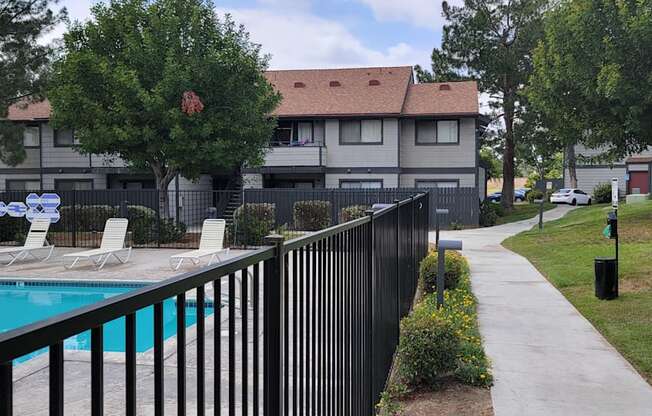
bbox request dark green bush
[339,205,368,223]
[398,302,460,386]
[526,189,554,204]
[125,205,186,245]
[479,199,502,227]
[58,205,118,231]
[293,200,331,231]
[0,216,25,242]
[419,250,468,294]
[233,203,275,246]
[593,183,612,203]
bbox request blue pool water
[0,282,214,363]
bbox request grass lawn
[503,200,652,381]
[495,202,556,225]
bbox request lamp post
[437,239,463,308]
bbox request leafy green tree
[49,0,280,215]
[0,0,66,165]
[480,147,502,181]
[529,0,652,162]
[419,0,548,208]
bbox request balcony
[264,140,326,167]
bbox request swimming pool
[0,280,214,363]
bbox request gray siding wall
[400,118,476,168]
[566,167,627,194]
[325,118,399,167]
[40,123,90,168]
[0,148,40,169]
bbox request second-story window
[416,119,459,144]
[340,119,382,144]
[54,129,80,147]
[273,120,293,146]
[23,126,40,148]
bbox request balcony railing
[269,139,324,148]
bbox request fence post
[72,190,77,248]
[263,234,285,416]
[394,199,401,335]
[365,209,375,413]
[156,190,161,248]
[0,361,11,416]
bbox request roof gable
[264,66,414,117]
[402,81,479,117]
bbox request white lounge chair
[0,218,55,266]
[170,219,229,270]
[63,218,132,270]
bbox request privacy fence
[0,193,430,416]
[0,187,474,248]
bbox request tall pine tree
[0,0,66,165]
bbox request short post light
[533,198,544,230]
[435,208,449,248]
[437,239,463,308]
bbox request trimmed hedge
[526,189,554,204]
[0,216,25,243]
[339,205,369,223]
[398,305,460,385]
[293,200,331,231]
[593,182,611,203]
[479,199,502,227]
[419,250,468,295]
[233,203,276,246]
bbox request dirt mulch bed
[396,381,494,416]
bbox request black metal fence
[0,186,467,249]
[0,193,429,415]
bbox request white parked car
[550,188,592,205]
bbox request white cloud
[356,0,462,30]
[219,8,431,69]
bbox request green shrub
[398,302,460,386]
[124,205,186,245]
[479,200,502,227]
[293,200,331,231]
[233,203,275,246]
[339,205,369,223]
[419,250,468,295]
[526,189,554,204]
[593,183,612,203]
[58,205,118,231]
[0,216,25,242]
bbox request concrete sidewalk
[436,205,652,416]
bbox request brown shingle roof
[264,66,414,117]
[402,81,479,117]
[6,99,51,120]
[4,69,480,120]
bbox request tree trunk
[501,102,516,210]
[152,164,177,219]
[566,142,578,188]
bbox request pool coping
[4,278,224,381]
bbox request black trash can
[595,257,618,300]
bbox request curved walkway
[435,206,652,416]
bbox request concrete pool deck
[2,247,262,415]
[0,247,252,282]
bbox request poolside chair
[63,218,132,270]
[169,219,229,270]
[0,218,55,266]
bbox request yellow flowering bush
[397,256,493,390]
[418,250,469,295]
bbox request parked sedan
[550,188,592,205]
[487,190,526,203]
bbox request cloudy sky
[49,0,455,70]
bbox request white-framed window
[23,126,40,147]
[339,179,383,189]
[415,180,459,189]
[415,119,459,144]
[340,119,382,144]
[437,120,458,143]
[54,129,80,147]
[6,180,41,190]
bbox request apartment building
[2,66,482,197]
